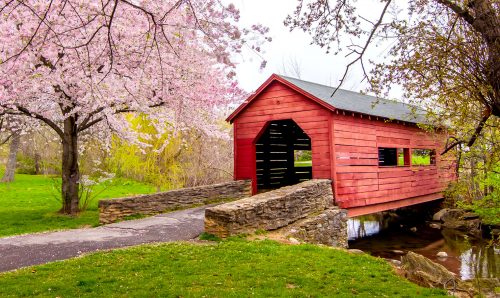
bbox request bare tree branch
[332,0,392,96]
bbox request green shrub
[15,153,37,175]
[455,163,500,225]
[468,164,499,225]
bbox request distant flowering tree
[0,0,268,214]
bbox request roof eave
[226,74,431,127]
[330,108,428,126]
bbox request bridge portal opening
[256,119,312,191]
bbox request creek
[347,212,499,280]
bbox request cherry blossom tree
[0,0,268,214]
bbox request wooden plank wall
[332,112,456,209]
[234,81,332,193]
[255,120,312,189]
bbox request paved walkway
[0,206,207,272]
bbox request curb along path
[0,206,207,272]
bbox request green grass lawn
[0,239,447,297]
[412,155,431,166]
[294,160,312,167]
[0,173,155,237]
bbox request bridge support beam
[347,193,444,217]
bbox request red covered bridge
[227,74,456,217]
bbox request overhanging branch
[467,107,491,147]
[332,0,392,96]
[1,104,64,139]
[441,108,492,154]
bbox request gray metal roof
[278,75,428,124]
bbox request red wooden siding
[234,81,332,193]
[331,112,456,215]
[230,75,456,215]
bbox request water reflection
[459,246,499,279]
[348,214,499,280]
[347,213,394,240]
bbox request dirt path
[0,206,207,272]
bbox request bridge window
[378,148,397,166]
[412,149,436,166]
[399,148,411,166]
[378,147,410,167]
[294,150,312,167]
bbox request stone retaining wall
[284,208,348,248]
[99,180,252,224]
[205,179,335,238]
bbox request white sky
[230,0,400,96]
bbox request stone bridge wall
[205,179,348,247]
[284,208,348,248]
[99,180,252,224]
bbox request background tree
[14,127,61,175]
[0,0,268,215]
[1,131,20,183]
[446,118,499,224]
[108,114,234,191]
[285,0,499,151]
[0,116,27,182]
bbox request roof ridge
[227,74,429,124]
[277,74,425,114]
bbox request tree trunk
[60,116,80,215]
[455,144,461,179]
[34,153,41,175]
[470,158,477,202]
[1,131,20,183]
[471,0,500,117]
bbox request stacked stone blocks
[285,208,348,248]
[98,180,252,224]
[205,179,348,247]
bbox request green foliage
[458,163,500,225]
[411,149,432,166]
[444,118,499,222]
[0,240,447,297]
[295,150,311,162]
[254,229,268,235]
[0,172,155,237]
[412,155,431,166]
[444,180,467,207]
[12,129,62,175]
[294,150,312,167]
[108,114,233,190]
[108,114,186,191]
[15,152,38,175]
[198,232,221,242]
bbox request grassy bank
[0,173,155,237]
[0,239,447,297]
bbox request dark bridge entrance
[256,119,312,191]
